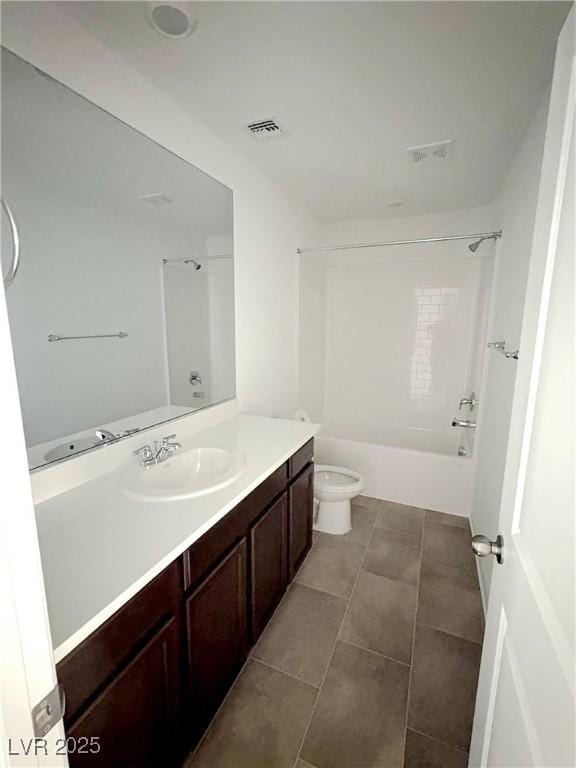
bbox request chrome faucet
[133,434,181,467]
[452,418,476,429]
[95,429,117,443]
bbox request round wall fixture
[146,2,198,39]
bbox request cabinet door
[67,616,181,768]
[288,463,314,579]
[250,493,288,641]
[185,538,247,731]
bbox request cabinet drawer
[58,561,181,725]
[288,439,314,480]
[183,463,287,590]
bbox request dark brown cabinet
[288,463,314,579]
[58,439,314,766]
[185,538,247,732]
[67,617,181,768]
[250,492,288,641]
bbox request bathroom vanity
[33,415,316,766]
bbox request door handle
[472,534,504,564]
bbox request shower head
[468,232,501,253]
[184,259,202,270]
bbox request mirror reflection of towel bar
[487,341,519,360]
[48,332,128,342]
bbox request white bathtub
[314,426,475,518]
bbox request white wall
[2,1,321,426]
[299,253,326,422]
[471,93,550,597]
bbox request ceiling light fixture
[146,2,198,39]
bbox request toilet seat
[314,464,364,499]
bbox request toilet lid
[315,469,359,487]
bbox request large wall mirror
[1,48,236,470]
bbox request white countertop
[34,414,318,663]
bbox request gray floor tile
[408,625,482,752]
[252,582,347,687]
[404,729,469,768]
[418,563,484,643]
[422,522,477,589]
[340,570,416,663]
[426,509,470,530]
[353,495,384,510]
[339,504,378,545]
[301,641,409,768]
[294,535,365,598]
[375,501,425,537]
[188,659,317,768]
[363,527,421,585]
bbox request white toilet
[314,464,365,535]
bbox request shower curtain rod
[296,230,502,255]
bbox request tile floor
[187,497,484,768]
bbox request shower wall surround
[323,255,488,453]
[301,206,495,514]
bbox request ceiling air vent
[246,118,284,139]
[407,140,453,164]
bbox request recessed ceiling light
[388,200,405,208]
[146,2,198,39]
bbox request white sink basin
[125,447,245,501]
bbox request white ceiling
[62,1,570,222]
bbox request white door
[469,8,575,768]
[0,218,67,762]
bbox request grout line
[334,638,411,668]
[373,524,422,540]
[407,725,470,756]
[415,618,485,647]
[292,577,355,601]
[287,579,350,603]
[249,656,320,691]
[291,507,379,768]
[400,520,425,767]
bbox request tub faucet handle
[452,418,476,429]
